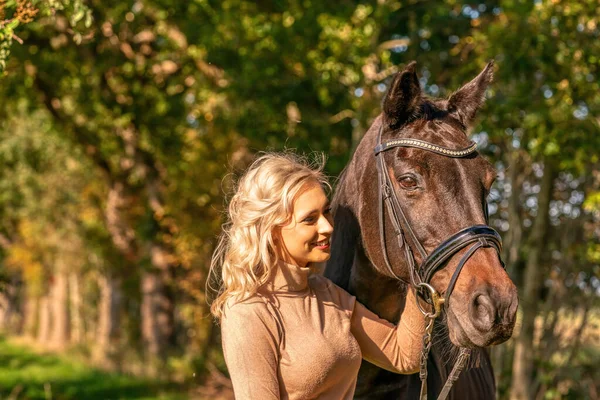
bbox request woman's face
[277,182,333,268]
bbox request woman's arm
[221,300,281,399]
[350,288,426,374]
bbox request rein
[373,124,505,400]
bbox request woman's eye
[398,176,418,189]
[303,207,331,223]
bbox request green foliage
[0,336,187,399]
[0,0,92,74]
[477,0,600,172]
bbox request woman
[210,152,426,400]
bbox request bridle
[373,123,505,400]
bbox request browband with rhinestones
[374,138,478,158]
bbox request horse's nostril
[470,293,495,332]
[468,289,518,335]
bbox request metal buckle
[382,183,392,199]
[415,282,445,318]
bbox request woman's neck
[268,261,311,292]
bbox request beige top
[221,274,424,400]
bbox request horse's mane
[325,166,362,291]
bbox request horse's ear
[447,60,494,127]
[383,61,422,128]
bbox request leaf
[70,9,85,25]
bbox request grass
[0,337,189,400]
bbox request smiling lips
[312,239,330,249]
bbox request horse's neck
[347,247,408,322]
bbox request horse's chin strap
[373,124,505,400]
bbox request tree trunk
[105,180,137,259]
[69,273,84,344]
[141,178,176,367]
[49,268,70,349]
[0,292,8,331]
[510,159,556,400]
[503,149,525,278]
[141,243,174,365]
[0,276,21,333]
[105,177,175,365]
[37,295,51,343]
[23,294,38,337]
[95,273,122,366]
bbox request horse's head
[359,61,518,348]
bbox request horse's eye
[398,176,418,190]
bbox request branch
[11,33,23,44]
[378,38,411,51]
[329,109,354,124]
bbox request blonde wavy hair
[209,152,330,320]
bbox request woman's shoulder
[222,294,274,325]
[221,294,282,351]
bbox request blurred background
[0,0,598,399]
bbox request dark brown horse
[325,61,518,399]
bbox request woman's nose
[319,215,334,234]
